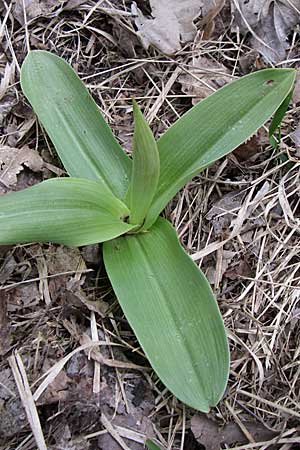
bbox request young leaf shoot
[126,100,160,226]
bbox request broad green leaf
[0,178,134,246]
[21,51,131,199]
[269,90,293,149]
[127,100,160,225]
[144,69,296,228]
[103,218,229,412]
[146,440,161,450]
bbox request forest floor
[1,1,300,449]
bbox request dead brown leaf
[0,145,44,188]
[133,0,227,54]
[191,414,277,449]
[232,0,300,63]
[233,129,269,162]
[13,0,60,25]
[133,0,203,54]
[191,414,220,450]
[179,56,231,104]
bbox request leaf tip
[132,98,141,120]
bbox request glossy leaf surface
[103,218,229,411]
[0,178,133,246]
[21,51,131,199]
[127,100,160,225]
[144,69,296,228]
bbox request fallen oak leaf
[231,0,300,63]
[132,0,203,54]
[0,145,44,188]
[133,0,227,54]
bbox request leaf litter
[0,291,11,355]
[179,56,232,105]
[0,63,17,123]
[12,0,60,24]
[191,413,277,450]
[0,145,44,189]
[232,0,300,62]
[1,0,300,449]
[132,0,226,54]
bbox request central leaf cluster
[0,50,295,412]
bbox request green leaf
[146,440,162,450]
[21,51,131,199]
[269,90,293,149]
[126,100,160,225]
[144,69,296,228]
[103,218,229,412]
[0,178,134,246]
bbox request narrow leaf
[0,178,134,246]
[127,100,160,225]
[144,69,296,228]
[269,90,293,149]
[21,51,131,199]
[103,218,229,412]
